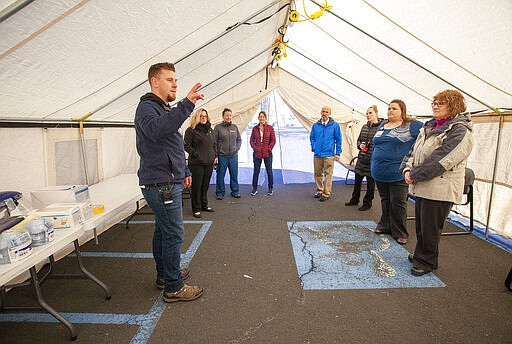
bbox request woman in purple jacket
[250,111,276,196]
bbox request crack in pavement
[288,221,315,299]
[247,206,257,223]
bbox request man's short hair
[148,62,175,83]
[222,108,232,116]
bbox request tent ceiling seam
[361,0,512,98]
[169,45,274,108]
[41,0,247,120]
[288,44,388,106]
[310,0,498,112]
[43,0,283,121]
[101,44,274,122]
[201,69,273,111]
[0,0,89,60]
[308,19,431,102]
[280,62,366,114]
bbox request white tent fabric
[0,0,511,241]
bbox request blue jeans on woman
[216,154,239,197]
[141,183,184,293]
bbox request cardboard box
[49,202,93,222]
[33,204,82,230]
[30,185,90,209]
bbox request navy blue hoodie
[135,93,194,185]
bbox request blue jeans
[141,183,184,293]
[216,154,239,196]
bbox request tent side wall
[0,127,137,202]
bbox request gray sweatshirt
[213,121,242,156]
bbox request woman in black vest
[345,105,383,211]
[184,108,216,218]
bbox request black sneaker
[345,201,358,206]
[266,189,273,196]
[314,192,322,198]
[319,195,329,202]
[250,189,258,196]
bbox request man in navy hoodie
[135,62,204,303]
[309,106,342,201]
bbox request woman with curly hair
[401,90,473,276]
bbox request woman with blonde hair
[345,105,382,211]
[401,90,473,276]
[184,108,216,218]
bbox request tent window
[54,139,99,185]
[45,128,103,186]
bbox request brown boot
[163,284,204,303]
[155,268,191,289]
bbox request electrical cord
[226,3,290,30]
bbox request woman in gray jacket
[401,89,473,276]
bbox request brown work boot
[155,268,191,290]
[163,284,204,303]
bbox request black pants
[252,153,273,191]
[349,173,375,206]
[412,197,453,272]
[189,163,214,212]
[375,180,409,239]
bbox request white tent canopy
[1,0,511,241]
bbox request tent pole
[272,90,286,184]
[87,0,284,117]
[485,113,504,239]
[72,113,93,185]
[0,0,35,23]
[310,0,497,112]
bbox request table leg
[29,266,77,341]
[73,240,111,300]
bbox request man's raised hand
[187,83,204,104]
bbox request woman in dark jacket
[345,105,383,211]
[250,111,276,196]
[184,108,216,218]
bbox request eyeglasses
[431,101,448,107]
[199,115,208,118]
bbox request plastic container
[0,216,33,264]
[24,218,55,247]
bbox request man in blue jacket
[135,62,204,303]
[310,106,342,201]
